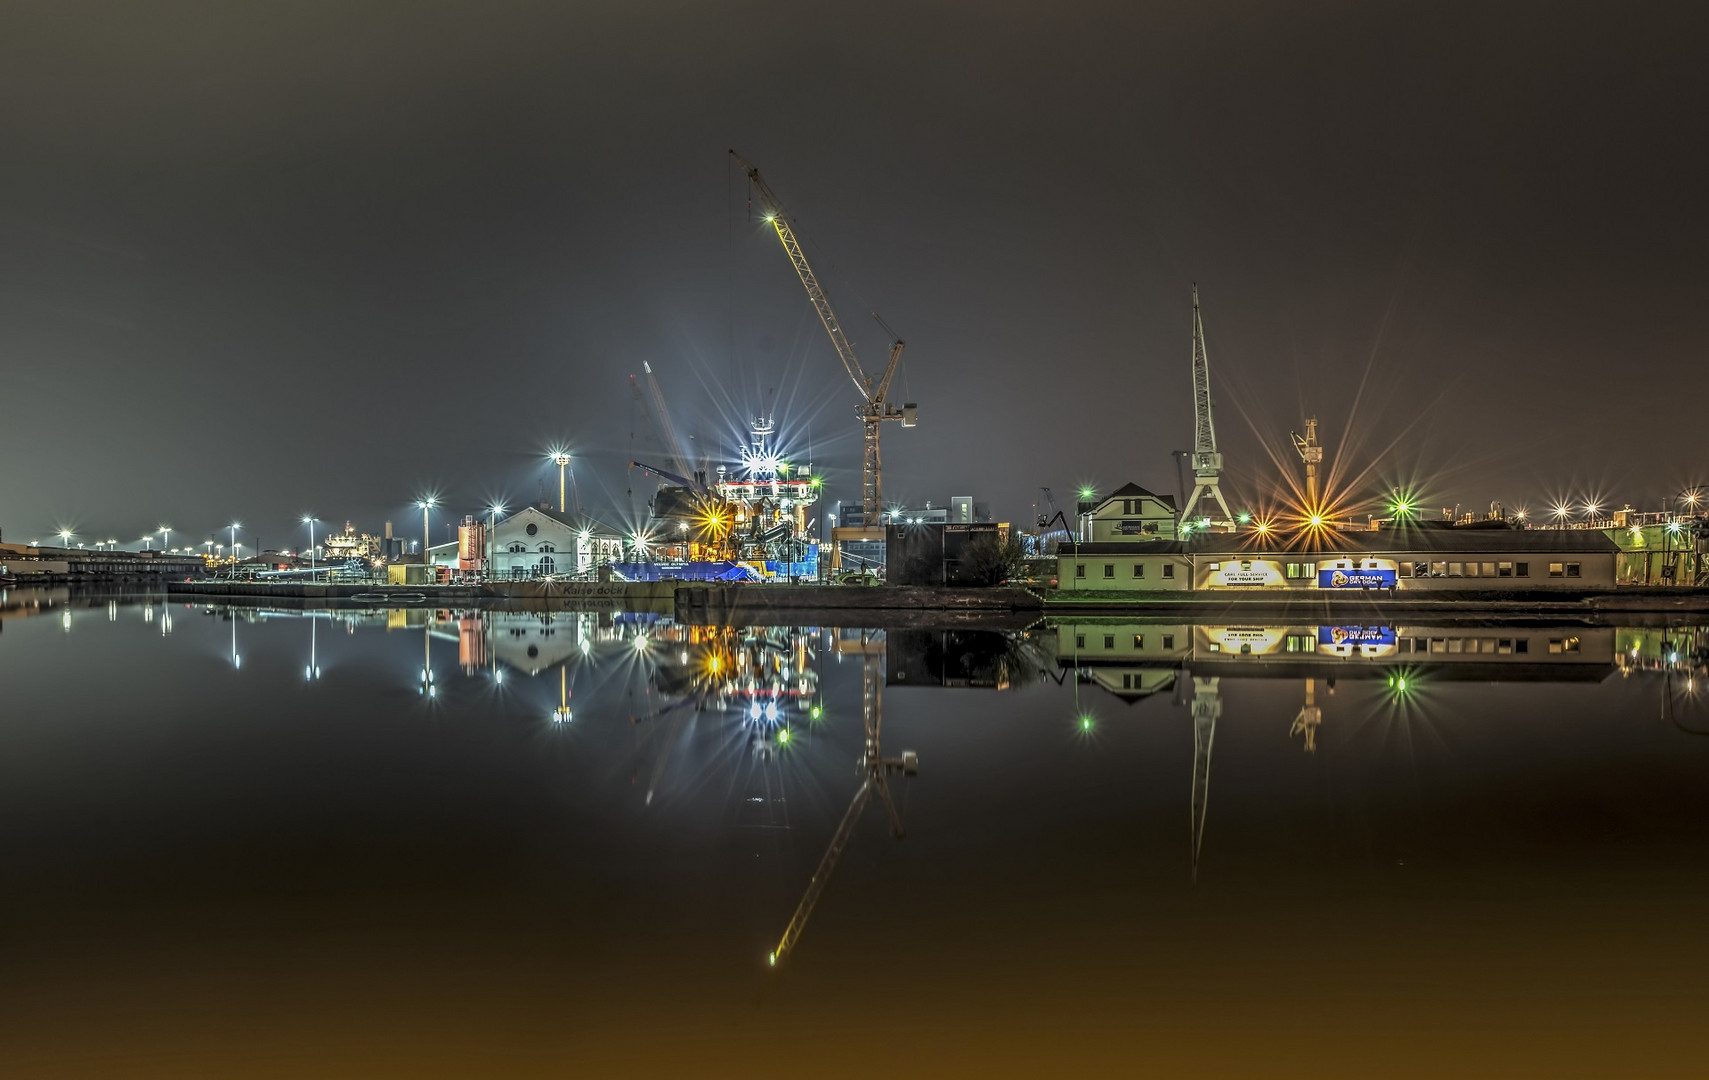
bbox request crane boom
[731,150,916,524]
[730,151,871,398]
[628,459,704,494]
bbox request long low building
[1056,524,1621,593]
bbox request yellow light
[1308,515,1324,528]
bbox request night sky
[3,2,1706,547]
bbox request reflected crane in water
[1189,675,1219,883]
[769,629,917,968]
[1290,678,1321,752]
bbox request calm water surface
[3,592,1708,1078]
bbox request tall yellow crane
[730,151,917,527]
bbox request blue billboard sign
[1317,567,1396,589]
[1317,625,1398,647]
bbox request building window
[1103,635,1115,649]
[1399,563,1413,578]
[1132,634,1144,648]
[1285,634,1315,653]
[536,556,556,576]
[1516,562,1529,577]
[1549,562,1564,577]
[1104,564,1115,578]
[1448,562,1464,577]
[508,542,528,553]
[1075,634,1085,649]
[1075,564,1085,578]
[1498,561,1514,577]
[538,543,555,553]
[1515,638,1528,653]
[1162,634,1174,649]
[1162,564,1175,579]
[1566,562,1581,577]
[1481,561,1496,576]
[526,523,539,536]
[1132,563,1145,578]
[1549,636,1581,654]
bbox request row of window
[1400,636,1530,654]
[1075,559,1585,581]
[1072,633,1582,656]
[1074,633,1178,650]
[1397,635,1580,654]
[1077,562,1178,579]
[507,542,558,553]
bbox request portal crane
[731,151,917,525]
[1291,417,1323,511]
[1181,286,1234,525]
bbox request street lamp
[230,522,242,562]
[159,525,171,550]
[487,502,506,582]
[57,529,73,548]
[302,516,318,574]
[548,449,572,513]
[416,497,437,565]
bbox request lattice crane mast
[731,151,916,525]
[1181,286,1234,526]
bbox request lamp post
[417,498,437,566]
[230,522,241,562]
[487,502,505,583]
[550,451,573,513]
[302,516,317,575]
[57,530,73,549]
[160,525,171,551]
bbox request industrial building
[1053,484,1623,593]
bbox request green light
[1079,716,1094,732]
[1237,513,1251,524]
[810,705,822,720]
[811,476,822,487]
[1079,486,1095,499]
[768,952,777,966]
[1181,523,1193,536]
[1396,677,1408,693]
[777,728,791,744]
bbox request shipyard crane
[1181,286,1234,526]
[1291,417,1323,512]
[769,629,916,967]
[1289,678,1321,753]
[731,151,916,525]
[1189,675,1219,883]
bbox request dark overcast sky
[3,1,1706,546]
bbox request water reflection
[10,600,1709,964]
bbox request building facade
[429,505,624,578]
[1054,487,1623,593]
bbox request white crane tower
[1181,286,1234,525]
